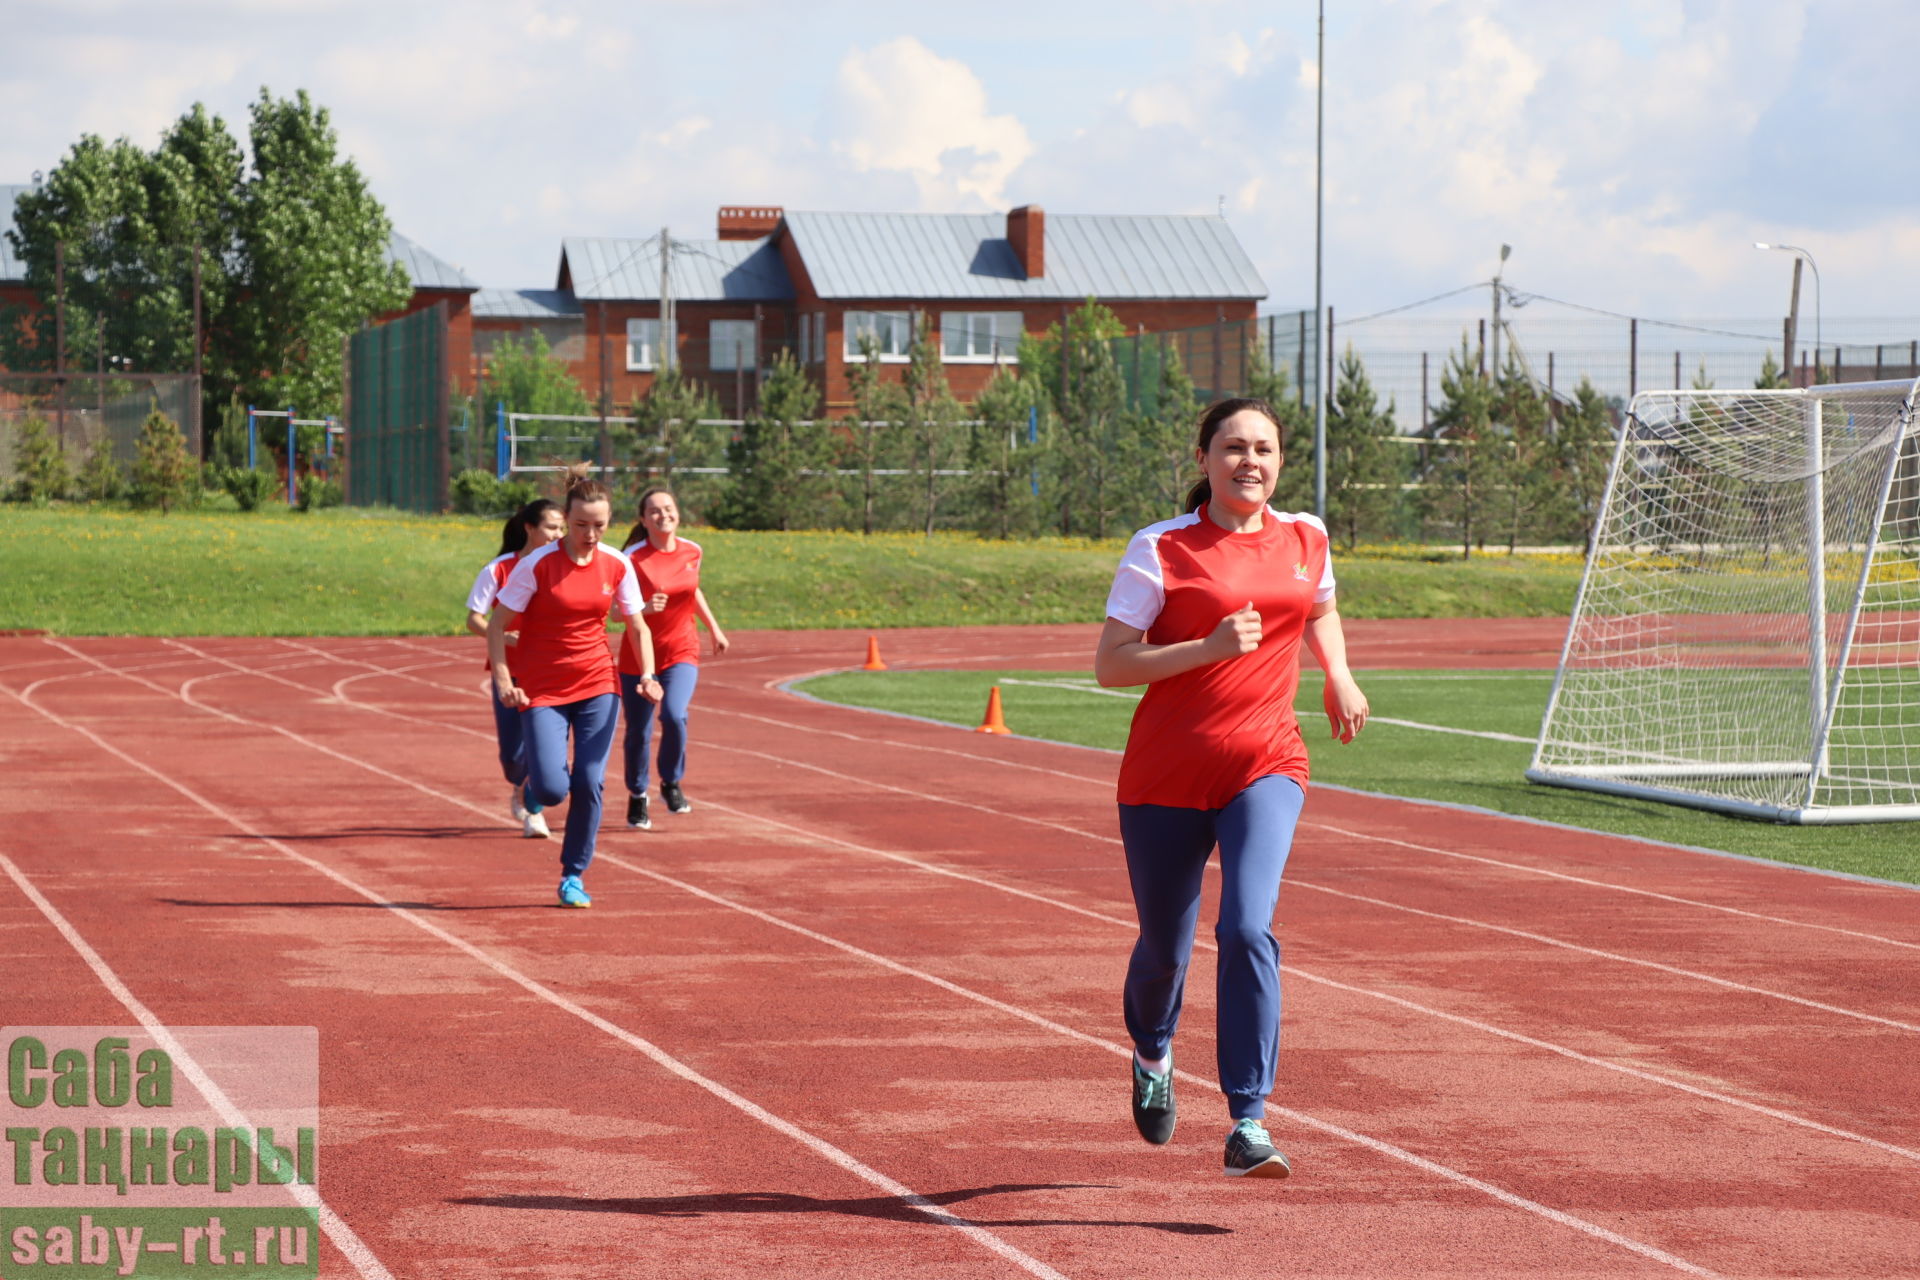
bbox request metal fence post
[247,405,256,470]
[285,406,295,505]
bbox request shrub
[451,468,540,515]
[77,441,125,501]
[296,473,343,512]
[220,466,281,511]
[130,407,198,513]
[8,416,72,502]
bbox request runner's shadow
[454,1184,1231,1235]
[158,898,552,912]
[215,826,500,841]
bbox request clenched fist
[1208,601,1263,662]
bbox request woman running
[1094,397,1369,1178]
[616,487,730,830]
[490,479,662,907]
[466,498,565,839]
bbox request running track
[3,621,1917,1279]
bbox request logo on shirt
[601,583,615,596]
[1293,561,1311,582]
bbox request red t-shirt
[618,537,704,674]
[1105,508,1336,810]
[497,542,645,707]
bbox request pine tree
[77,439,125,501]
[1754,349,1791,390]
[132,406,197,512]
[1553,377,1616,551]
[1246,339,1315,514]
[1129,340,1204,525]
[1423,338,1502,558]
[842,336,905,533]
[901,317,970,536]
[1492,354,1554,553]
[1326,346,1404,548]
[7,416,72,501]
[630,367,722,516]
[714,351,828,531]
[966,369,1043,539]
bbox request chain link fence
[0,372,200,488]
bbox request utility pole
[54,239,67,450]
[192,243,204,447]
[1491,244,1510,375]
[1312,0,1327,522]
[1784,256,1803,384]
[658,228,674,374]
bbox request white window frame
[626,317,674,371]
[843,310,912,363]
[709,319,757,371]
[813,313,827,365]
[940,311,1023,364]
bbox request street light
[1755,242,1822,381]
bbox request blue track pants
[490,690,542,814]
[1118,773,1305,1121]
[619,663,698,794]
[522,693,620,876]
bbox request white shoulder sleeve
[497,547,545,613]
[1105,529,1168,631]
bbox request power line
[1342,282,1491,326]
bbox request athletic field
[5,622,1917,1277]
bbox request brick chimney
[717,205,783,240]
[1007,205,1044,280]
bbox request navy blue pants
[522,693,620,876]
[489,690,542,814]
[1119,773,1305,1121]
[619,663,699,794]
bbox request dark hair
[1183,397,1285,513]
[564,478,612,512]
[621,486,678,552]
[498,498,560,557]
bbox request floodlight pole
[1757,242,1821,383]
[1312,0,1326,522]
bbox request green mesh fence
[346,302,447,512]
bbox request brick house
[481,204,1268,416]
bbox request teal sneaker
[1224,1119,1290,1178]
[1130,1052,1175,1145]
[557,875,591,909]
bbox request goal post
[1529,377,1920,823]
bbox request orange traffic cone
[976,686,1010,735]
[861,635,887,671]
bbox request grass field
[0,506,1583,635]
[795,667,1920,885]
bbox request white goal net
[1530,378,1920,823]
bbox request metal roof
[781,211,1267,301]
[1,185,28,282]
[473,287,583,319]
[389,231,478,291]
[560,235,793,302]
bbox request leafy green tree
[5,93,406,429]
[965,369,1044,538]
[901,318,971,535]
[77,439,124,501]
[131,407,197,512]
[714,351,830,531]
[7,417,72,501]
[480,332,595,419]
[1326,346,1405,548]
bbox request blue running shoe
[1130,1053,1175,1145]
[1224,1119,1290,1178]
[557,875,591,909]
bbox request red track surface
[4,621,1917,1279]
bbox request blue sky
[6,0,1918,323]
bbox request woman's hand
[1323,673,1369,744]
[494,674,530,711]
[1205,602,1263,663]
[504,630,520,648]
[639,676,664,704]
[647,591,669,615]
[709,628,731,657]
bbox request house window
[626,318,673,371]
[844,310,912,361]
[798,314,810,367]
[813,313,827,364]
[941,311,1023,363]
[710,319,756,371]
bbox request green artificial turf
[795,668,1920,886]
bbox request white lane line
[712,694,1920,955]
[73,649,1730,1277]
[0,854,396,1280]
[277,645,1920,1160]
[7,668,1072,1280]
[997,678,1533,742]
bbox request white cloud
[825,36,1032,210]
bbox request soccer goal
[1529,378,1920,823]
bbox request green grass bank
[0,506,1583,635]
[795,668,1920,886]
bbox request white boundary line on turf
[65,646,1733,1277]
[262,645,1920,1177]
[8,662,1074,1280]
[766,676,1920,924]
[996,678,1535,743]
[0,855,396,1280]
